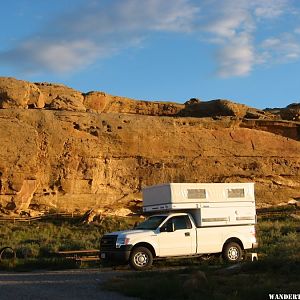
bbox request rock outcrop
[0,77,45,109]
[280,103,300,121]
[83,91,183,116]
[36,82,86,112]
[0,76,299,214]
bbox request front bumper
[252,242,258,249]
[100,245,133,264]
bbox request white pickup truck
[100,183,258,270]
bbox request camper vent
[227,188,245,198]
[187,189,206,199]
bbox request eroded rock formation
[0,76,299,215]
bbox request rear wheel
[222,242,243,263]
[129,246,153,271]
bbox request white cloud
[31,40,99,73]
[261,38,281,47]
[1,39,104,74]
[217,34,255,77]
[206,14,249,39]
[261,34,300,63]
[252,0,290,18]
[120,0,199,32]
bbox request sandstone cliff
[0,77,299,215]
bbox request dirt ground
[0,268,137,300]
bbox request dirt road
[0,268,136,300]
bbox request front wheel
[129,246,153,271]
[222,242,243,263]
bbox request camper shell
[143,183,256,227]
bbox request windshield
[135,215,167,230]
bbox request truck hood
[105,229,155,237]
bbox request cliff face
[0,77,299,215]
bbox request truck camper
[100,183,258,270]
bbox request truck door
[158,215,197,257]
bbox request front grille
[100,235,118,251]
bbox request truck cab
[100,213,196,270]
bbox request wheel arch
[222,237,244,251]
[132,242,156,258]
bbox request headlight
[116,237,130,248]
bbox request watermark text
[269,294,300,300]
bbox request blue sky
[0,0,300,109]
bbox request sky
[0,0,300,109]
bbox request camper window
[227,188,245,198]
[187,189,206,199]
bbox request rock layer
[0,77,299,214]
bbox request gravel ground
[0,268,137,300]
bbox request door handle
[185,232,190,237]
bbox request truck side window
[173,216,192,230]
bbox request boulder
[0,77,44,108]
[83,91,109,112]
[180,99,250,118]
[184,98,201,105]
[288,199,298,205]
[49,95,86,112]
[36,82,86,112]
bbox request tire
[129,246,153,271]
[222,242,243,263]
